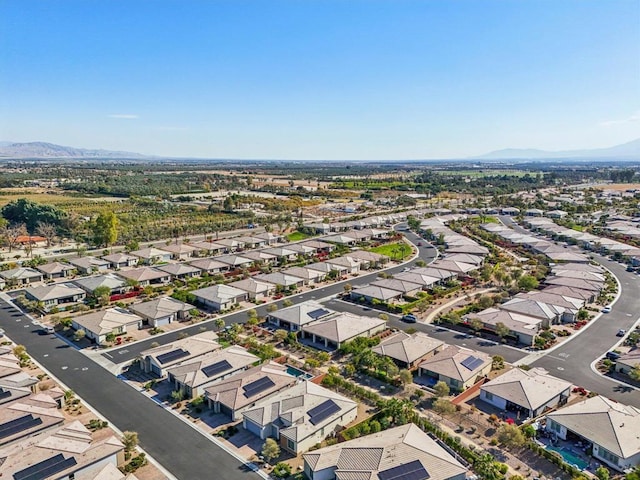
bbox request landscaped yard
[367,241,412,260]
[286,231,312,242]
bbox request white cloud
[600,110,640,127]
[108,114,139,119]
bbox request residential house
[372,332,445,369]
[301,312,386,350]
[418,345,492,391]
[235,236,267,249]
[321,234,358,246]
[101,252,139,269]
[393,271,441,290]
[204,362,297,421]
[73,273,128,295]
[412,267,457,283]
[0,396,64,446]
[188,257,229,274]
[215,254,254,269]
[129,297,195,327]
[447,244,490,255]
[188,241,226,257]
[228,277,276,301]
[130,247,172,265]
[156,263,201,280]
[615,349,640,377]
[239,250,278,266]
[306,261,347,277]
[255,232,284,244]
[36,262,76,280]
[159,243,197,261]
[546,396,640,471]
[282,266,326,285]
[286,243,317,257]
[300,240,335,254]
[498,297,565,325]
[116,267,171,287]
[0,421,126,480]
[268,302,334,332]
[501,207,520,216]
[191,284,248,311]
[0,267,43,287]
[542,285,596,304]
[350,285,403,304]
[325,256,361,275]
[166,346,259,398]
[443,253,485,266]
[254,272,305,290]
[344,250,389,269]
[479,367,572,419]
[66,256,110,275]
[214,238,245,252]
[25,283,86,312]
[261,247,299,263]
[370,278,424,297]
[71,307,143,344]
[139,331,220,377]
[465,308,542,347]
[303,423,468,480]
[430,259,478,275]
[242,381,357,454]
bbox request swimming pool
[546,446,589,471]
[286,364,314,379]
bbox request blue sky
[1,0,638,159]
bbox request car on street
[417,242,422,246]
[43,325,55,334]
[402,314,417,323]
[606,351,621,360]
[617,329,626,337]
[602,306,612,313]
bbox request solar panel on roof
[308,308,331,320]
[202,359,233,378]
[243,376,276,398]
[13,453,77,480]
[460,355,484,371]
[0,414,43,439]
[156,348,190,365]
[378,460,430,480]
[308,399,340,425]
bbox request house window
[484,391,494,401]
[598,447,619,465]
[287,439,295,450]
[548,420,561,433]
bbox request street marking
[557,367,565,371]
[118,350,129,355]
[24,325,29,328]
[61,366,68,370]
[558,353,570,358]
[43,354,48,357]
[82,367,88,371]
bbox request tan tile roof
[481,367,572,411]
[372,332,444,365]
[302,313,386,343]
[303,424,467,480]
[547,396,640,459]
[419,345,491,383]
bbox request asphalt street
[0,301,263,480]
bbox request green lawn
[286,231,312,242]
[367,242,412,260]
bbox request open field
[433,169,532,177]
[286,231,312,241]
[594,183,640,191]
[367,241,412,260]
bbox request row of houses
[0,346,137,480]
[471,222,605,346]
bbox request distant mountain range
[0,142,150,159]
[475,138,640,160]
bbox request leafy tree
[469,318,484,334]
[74,329,86,342]
[399,369,413,387]
[274,329,288,343]
[214,318,225,330]
[261,438,280,464]
[432,398,456,416]
[478,295,494,309]
[496,424,525,448]
[595,466,610,480]
[522,424,536,438]
[272,462,292,479]
[93,211,119,248]
[491,355,505,370]
[266,304,278,313]
[433,380,450,397]
[282,299,293,307]
[495,322,510,341]
[1,198,67,233]
[93,285,111,306]
[122,431,139,451]
[517,274,539,291]
[629,364,640,382]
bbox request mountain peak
[0,141,150,159]
[475,138,640,160]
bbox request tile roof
[302,312,386,343]
[419,345,491,383]
[129,297,194,320]
[372,332,444,365]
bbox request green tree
[517,274,539,291]
[93,285,111,306]
[1,198,67,233]
[261,438,281,464]
[274,329,288,343]
[122,431,139,451]
[495,322,510,341]
[433,380,450,397]
[630,364,640,382]
[214,318,225,330]
[93,211,119,248]
[595,466,610,480]
[399,369,413,387]
[272,462,292,479]
[478,295,494,309]
[282,299,293,307]
[469,318,484,334]
[496,424,525,448]
[432,398,456,415]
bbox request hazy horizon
[1,1,639,160]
